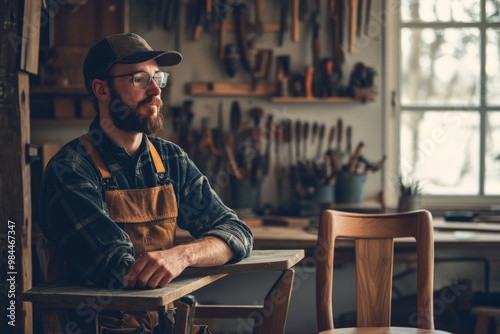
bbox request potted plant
[397,174,422,212]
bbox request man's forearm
[123,236,235,288]
[177,236,235,267]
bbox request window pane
[400,0,480,22]
[400,111,480,195]
[487,28,500,106]
[486,0,500,22]
[485,112,500,195]
[401,28,480,106]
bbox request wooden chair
[471,306,500,334]
[316,209,447,333]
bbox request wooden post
[0,0,33,333]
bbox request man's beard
[108,84,164,135]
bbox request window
[386,0,500,208]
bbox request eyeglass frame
[105,70,169,89]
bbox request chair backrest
[316,209,434,331]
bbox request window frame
[383,0,500,211]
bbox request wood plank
[23,250,305,311]
[320,328,453,333]
[187,82,276,97]
[23,275,227,311]
[181,249,305,276]
[1,4,34,334]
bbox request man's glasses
[106,71,169,89]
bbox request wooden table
[176,219,500,250]
[320,328,452,333]
[23,249,305,333]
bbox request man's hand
[123,249,188,288]
[122,236,235,289]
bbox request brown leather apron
[80,134,178,333]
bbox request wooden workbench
[175,216,500,250]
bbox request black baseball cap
[83,33,182,93]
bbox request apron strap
[147,139,166,174]
[79,135,167,179]
[79,135,112,179]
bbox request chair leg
[174,296,197,334]
[254,268,295,334]
[474,315,489,334]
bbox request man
[39,33,253,332]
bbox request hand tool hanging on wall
[336,117,343,163]
[302,121,309,161]
[205,0,212,30]
[162,0,175,30]
[346,125,352,158]
[248,107,264,186]
[295,120,302,165]
[262,114,274,176]
[276,55,291,96]
[311,122,318,147]
[148,0,156,30]
[348,141,365,173]
[315,123,326,161]
[234,3,253,74]
[251,49,273,89]
[329,0,344,65]
[291,0,299,42]
[311,0,321,69]
[174,0,181,51]
[349,0,358,53]
[254,0,265,37]
[364,0,372,35]
[337,0,345,52]
[304,66,314,98]
[278,0,290,46]
[223,44,239,77]
[299,0,309,21]
[227,101,245,179]
[212,101,226,181]
[283,119,293,167]
[356,0,363,37]
[275,119,285,209]
[218,0,227,60]
[193,0,205,41]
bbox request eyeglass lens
[133,72,168,88]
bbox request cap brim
[118,51,182,67]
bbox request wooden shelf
[30,85,87,95]
[270,96,363,103]
[186,82,276,97]
[31,118,92,126]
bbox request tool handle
[349,0,358,53]
[218,22,226,60]
[256,0,264,23]
[327,126,335,150]
[364,0,372,35]
[336,118,343,150]
[194,25,203,41]
[295,120,302,160]
[292,0,299,42]
[305,66,314,98]
[348,141,364,173]
[313,38,320,69]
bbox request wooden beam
[0,0,33,332]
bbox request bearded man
[39,33,253,333]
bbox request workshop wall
[31,0,386,211]
[128,0,386,211]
